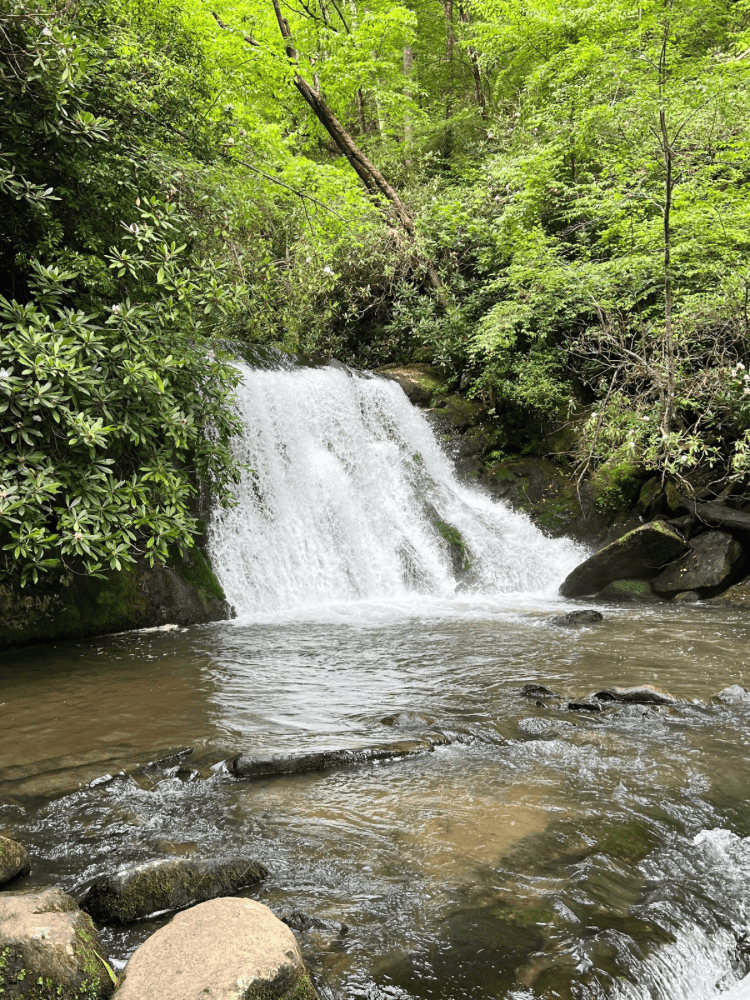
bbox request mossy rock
[595,579,662,602]
[591,461,644,515]
[375,364,449,407]
[0,544,229,650]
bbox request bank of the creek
[3,364,750,1000]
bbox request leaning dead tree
[269,0,441,290]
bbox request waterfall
[208,362,582,616]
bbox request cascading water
[208,361,582,615]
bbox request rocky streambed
[3,609,750,1000]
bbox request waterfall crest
[208,363,582,616]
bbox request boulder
[80,856,268,924]
[559,522,689,598]
[651,530,743,594]
[112,897,319,1000]
[703,578,750,608]
[715,685,750,705]
[550,609,604,625]
[0,837,30,886]
[0,886,114,999]
[230,734,450,779]
[593,685,678,706]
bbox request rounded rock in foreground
[0,886,113,999]
[113,897,319,1000]
[0,836,30,886]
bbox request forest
[2,0,750,585]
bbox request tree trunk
[459,4,486,118]
[403,45,413,159]
[269,0,441,290]
[443,0,455,159]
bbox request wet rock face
[559,522,689,598]
[0,837,30,887]
[651,530,743,594]
[79,856,268,924]
[0,886,114,999]
[230,734,450,779]
[113,897,320,1000]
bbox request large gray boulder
[559,522,689,598]
[113,897,319,1000]
[0,886,114,999]
[0,837,30,886]
[79,856,268,924]
[651,530,743,594]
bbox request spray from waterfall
[208,362,582,616]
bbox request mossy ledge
[0,543,231,650]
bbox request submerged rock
[567,701,602,712]
[593,685,677,706]
[80,856,268,924]
[716,685,750,705]
[113,897,319,1000]
[652,530,743,594]
[550,610,604,626]
[282,910,348,936]
[559,522,689,598]
[230,734,450,779]
[0,886,114,999]
[0,836,30,886]
[520,683,560,698]
[518,717,574,735]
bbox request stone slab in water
[559,522,689,598]
[0,886,113,999]
[651,530,743,593]
[0,836,30,886]
[593,685,678,705]
[230,734,450,779]
[113,897,319,1000]
[79,856,268,924]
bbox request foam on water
[209,363,583,617]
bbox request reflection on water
[2,598,750,1000]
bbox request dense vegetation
[2,0,750,583]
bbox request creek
[2,364,750,1000]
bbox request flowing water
[2,364,750,1000]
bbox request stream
[2,364,750,1000]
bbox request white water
[208,363,583,616]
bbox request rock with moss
[79,856,268,925]
[594,579,662,602]
[0,886,114,999]
[703,577,750,609]
[559,522,689,598]
[113,897,319,1000]
[651,530,743,595]
[0,545,231,650]
[0,837,30,887]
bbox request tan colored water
[2,599,750,1000]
